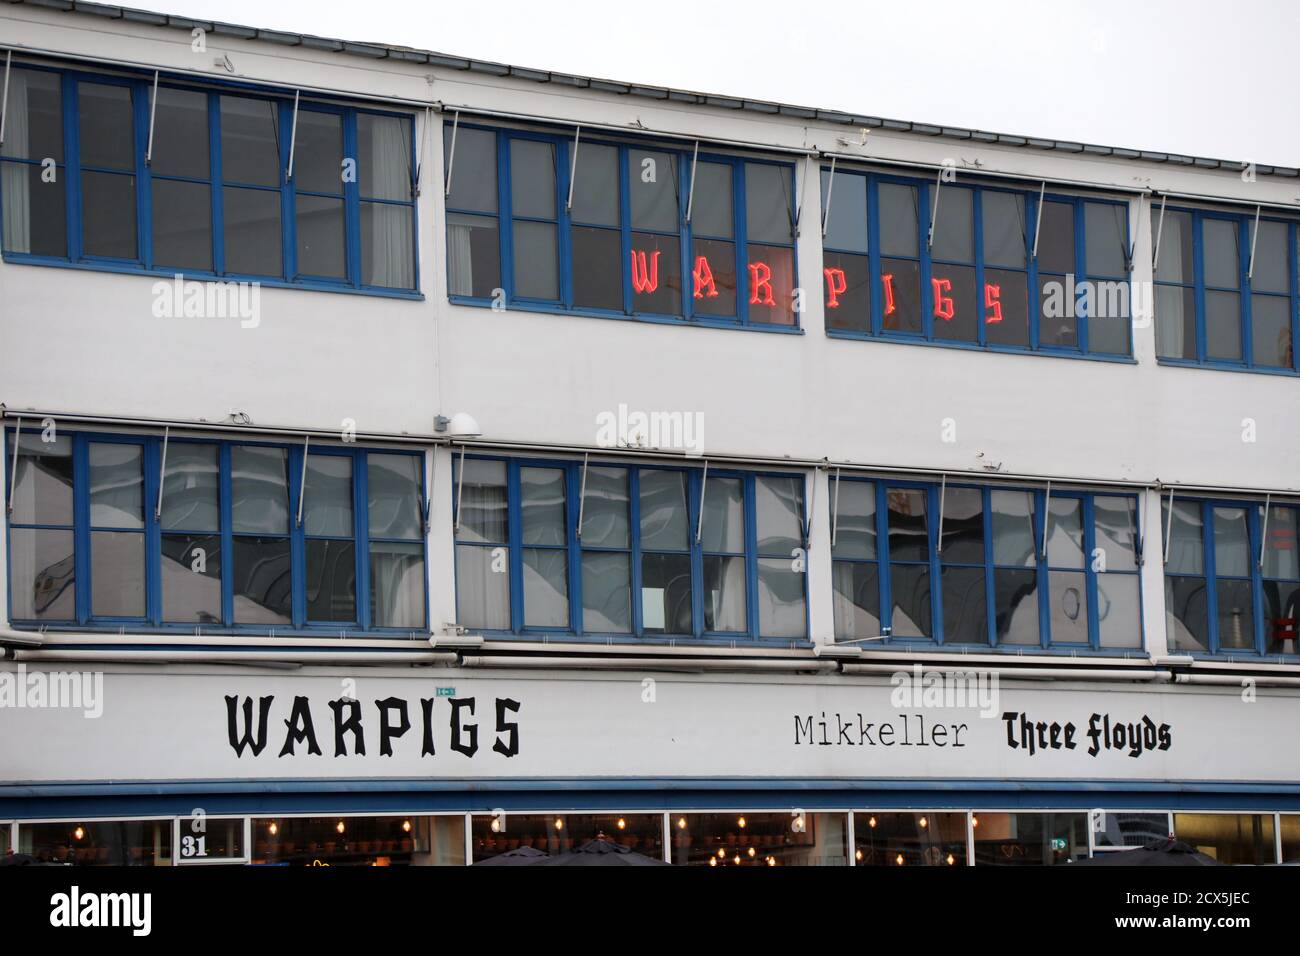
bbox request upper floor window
[4,428,426,631]
[444,124,798,328]
[1164,498,1300,656]
[820,169,1132,357]
[1154,206,1296,371]
[830,478,1142,651]
[453,455,807,641]
[0,65,417,293]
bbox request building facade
[0,0,1297,866]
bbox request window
[1172,813,1277,865]
[821,167,1131,357]
[853,812,967,866]
[1163,496,1298,656]
[972,812,1088,865]
[831,478,1142,651]
[19,820,173,866]
[471,813,663,863]
[4,428,426,632]
[0,64,417,293]
[453,456,807,641]
[670,813,848,866]
[1155,206,1298,371]
[445,123,798,328]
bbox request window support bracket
[802,466,816,549]
[936,473,947,556]
[1039,480,1052,560]
[6,415,21,516]
[443,109,460,199]
[1125,191,1143,274]
[576,451,589,539]
[927,167,945,250]
[453,443,466,535]
[684,140,700,224]
[695,458,709,544]
[1152,194,1168,271]
[146,70,159,165]
[1031,180,1046,260]
[565,125,581,213]
[295,433,309,528]
[285,89,300,182]
[155,425,169,520]
[1259,492,1271,570]
[1,50,13,150]
[413,105,431,198]
[1163,487,1175,565]
[1247,204,1262,280]
[820,155,837,239]
[830,467,841,549]
[793,152,812,237]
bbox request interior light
[677,818,687,830]
[747,847,756,858]
[718,848,726,858]
[490,818,501,833]
[709,857,717,867]
[402,820,412,833]
[73,826,85,841]
[895,854,905,866]
[855,848,863,862]
[947,853,956,866]
[868,816,877,828]
[972,816,979,828]
[554,818,564,831]
[336,820,346,834]
[617,818,626,830]
[766,857,776,866]
[738,816,747,828]
[733,855,741,865]
[919,816,929,829]
[268,822,278,836]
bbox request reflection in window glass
[21,820,173,866]
[672,813,847,866]
[1092,812,1170,849]
[854,812,967,866]
[744,163,792,244]
[1173,813,1276,865]
[629,149,677,232]
[252,816,453,866]
[973,812,1087,865]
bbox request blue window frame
[452,454,809,642]
[820,167,1133,358]
[1154,206,1298,372]
[830,477,1143,652]
[4,427,427,633]
[0,62,419,296]
[445,122,799,329]
[1163,497,1300,657]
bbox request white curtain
[446,215,474,295]
[366,115,413,288]
[1156,214,1191,356]
[1,70,32,253]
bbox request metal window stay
[285,89,301,182]
[443,109,460,199]
[820,155,837,239]
[927,167,945,250]
[1152,194,1168,271]
[6,416,21,516]
[145,70,159,165]
[1247,205,1262,280]
[936,473,948,555]
[1040,480,1052,560]
[0,50,10,150]
[295,434,309,528]
[413,105,432,198]
[155,425,169,519]
[1163,487,1175,565]
[684,140,700,224]
[453,443,467,535]
[1030,181,1045,259]
[1259,492,1272,570]
[830,467,842,549]
[565,125,581,213]
[695,458,710,544]
[576,452,590,538]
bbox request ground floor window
[1091,811,1171,850]
[670,812,848,866]
[971,811,1088,865]
[1172,812,1277,865]
[471,813,663,863]
[1282,814,1300,863]
[20,819,173,866]
[853,812,967,866]
[250,815,464,866]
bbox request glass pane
[1154,210,1193,283]
[161,533,222,624]
[571,226,622,310]
[232,536,293,624]
[220,96,280,186]
[1262,505,1300,579]
[821,170,867,253]
[984,269,1030,348]
[1039,273,1078,349]
[833,561,880,641]
[360,202,414,289]
[746,244,795,325]
[457,459,507,544]
[1,162,68,256]
[878,183,918,257]
[1093,496,1137,572]
[823,251,870,332]
[692,162,732,238]
[755,475,802,556]
[991,490,1035,567]
[1047,570,1088,643]
[941,565,987,644]
[1216,579,1254,650]
[1097,573,1141,648]
[745,163,793,244]
[7,434,73,525]
[701,476,744,552]
[223,186,282,276]
[82,171,136,258]
[296,194,346,278]
[0,69,62,161]
[513,220,559,299]
[521,467,566,546]
[758,558,806,638]
[930,265,977,343]
[671,812,846,867]
[1250,294,1291,368]
[880,258,922,334]
[886,489,928,562]
[703,554,746,631]
[162,443,219,531]
[306,538,357,621]
[1212,507,1250,577]
[1155,284,1196,359]
[1037,201,1075,275]
[994,568,1039,645]
[446,212,499,297]
[982,191,1025,267]
[304,455,353,537]
[973,812,1087,866]
[1167,576,1209,652]
[938,488,983,564]
[1173,813,1276,865]
[510,139,556,219]
[629,233,681,314]
[294,111,344,195]
[456,543,509,629]
[1084,202,1127,276]
[580,467,629,548]
[8,528,75,620]
[931,186,973,262]
[630,149,677,232]
[570,142,618,225]
[831,479,876,560]
[1262,579,1300,655]
[357,113,410,201]
[1203,219,1240,288]
[691,238,737,317]
[640,552,692,633]
[89,443,143,528]
[1205,290,1242,361]
[639,470,688,550]
[79,83,133,170]
[152,87,209,178]
[92,531,145,616]
[1086,280,1131,355]
[1251,220,1288,293]
[581,551,630,633]
[152,179,212,271]
[444,127,496,212]
[367,454,423,540]
[370,541,425,628]
[21,820,173,867]
[523,548,568,627]
[1045,497,1084,567]
[854,812,968,867]
[1093,812,1170,849]
[889,564,931,637]
[231,446,289,535]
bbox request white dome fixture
[434,412,482,438]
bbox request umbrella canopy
[473,845,551,866]
[1072,838,1224,866]
[533,837,669,867]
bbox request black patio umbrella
[1072,838,1223,866]
[532,836,669,867]
[473,845,551,866]
[0,853,41,866]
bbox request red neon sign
[630,249,661,294]
[823,267,847,308]
[984,282,1003,324]
[931,277,954,321]
[693,255,718,299]
[748,261,775,306]
[881,272,896,316]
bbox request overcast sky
[126,0,1296,167]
